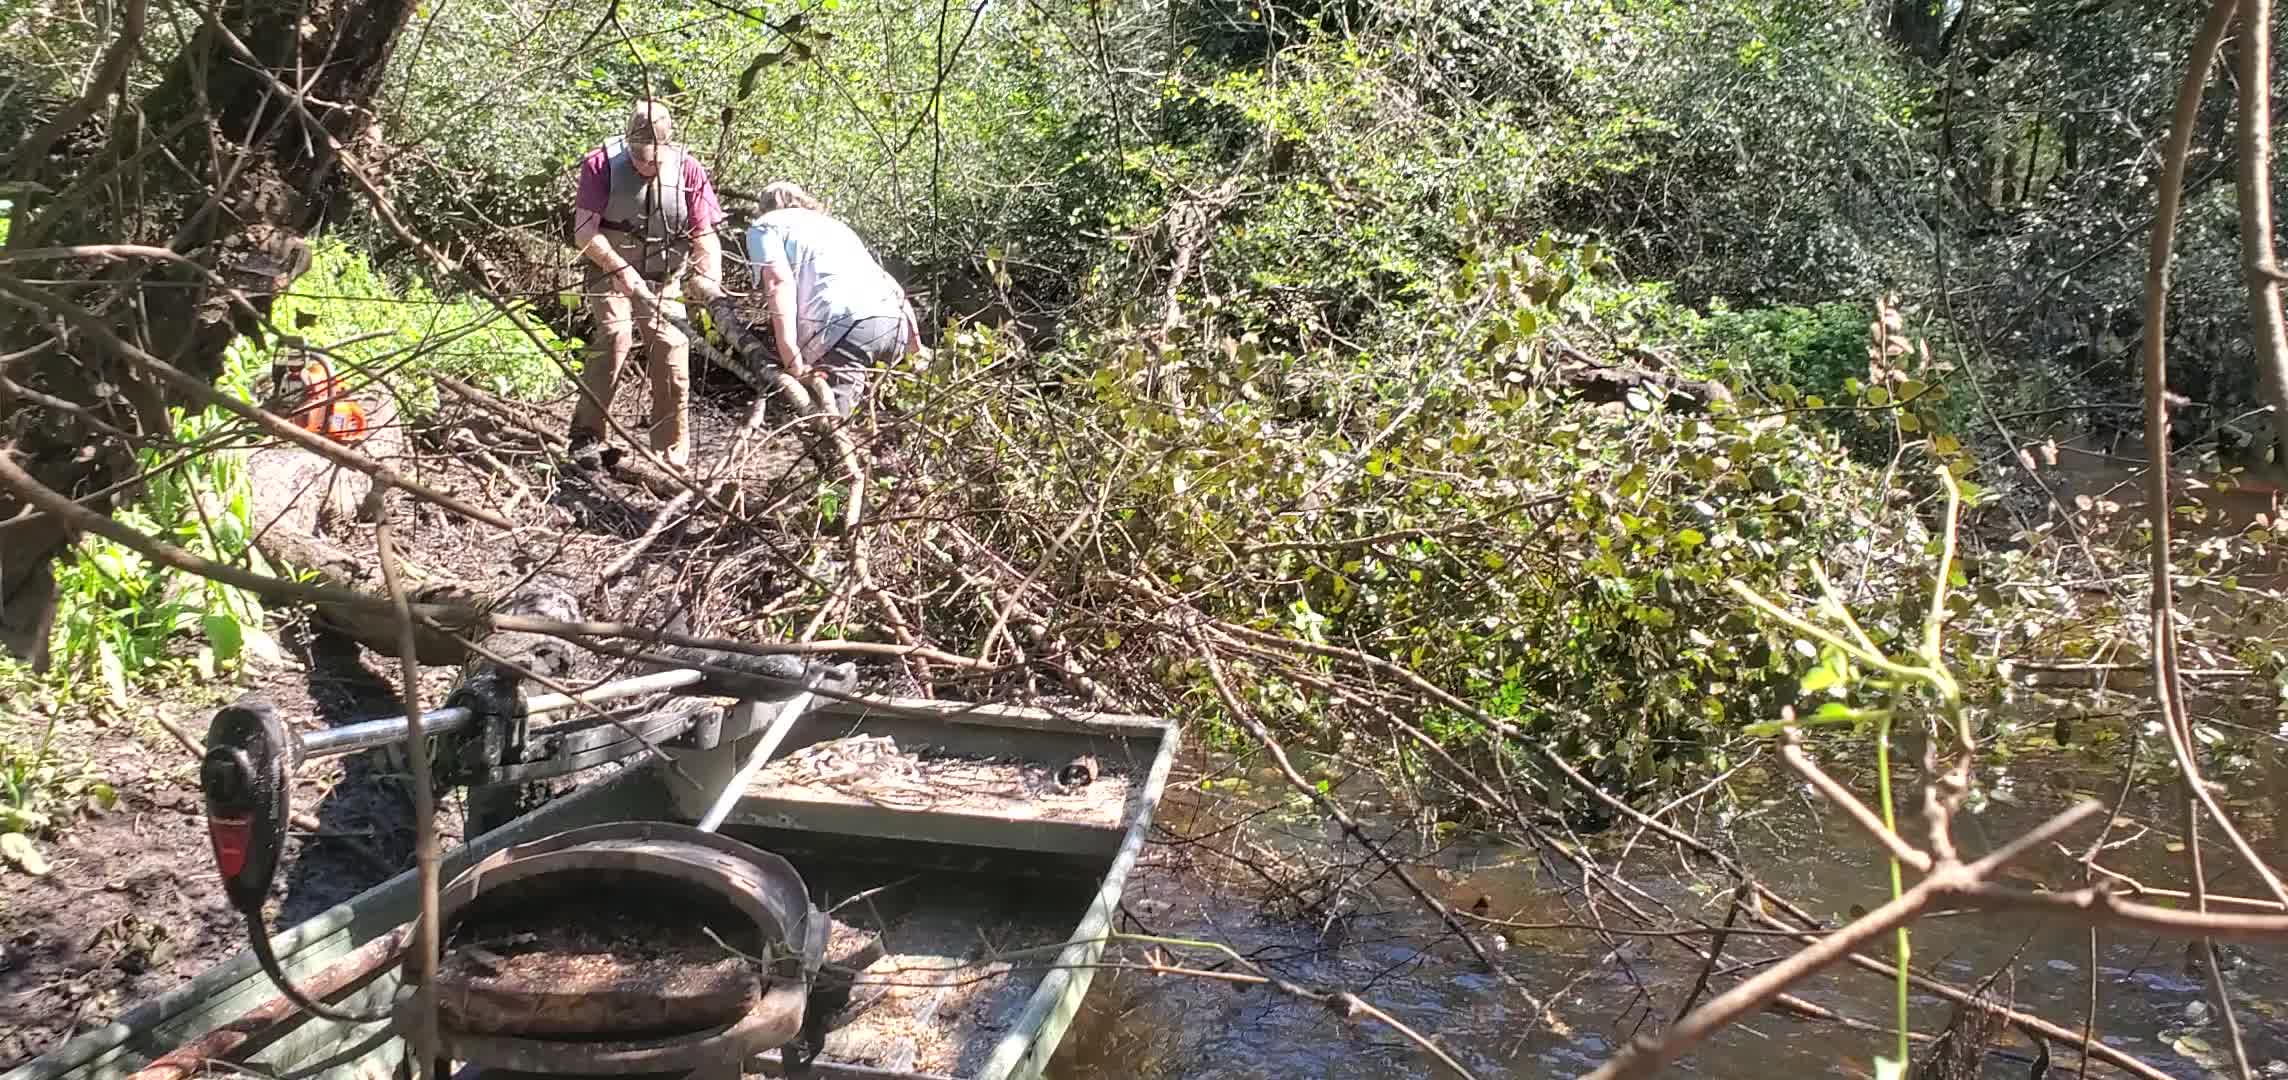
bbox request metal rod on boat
[299,705,477,758]
[694,688,815,833]
[297,668,711,760]
[521,667,708,718]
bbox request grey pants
[815,315,902,415]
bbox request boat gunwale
[7,697,1179,1080]
[971,705,1178,1080]
[3,764,663,1080]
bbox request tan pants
[571,235,689,463]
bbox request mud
[2,367,812,1070]
[0,627,445,1069]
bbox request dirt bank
[1,364,811,1069]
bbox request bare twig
[1,0,147,178]
[1112,932,1479,1078]
[2150,6,2272,1075]
[1177,621,1547,1013]
[1779,733,1930,873]
[367,483,440,1079]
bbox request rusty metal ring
[424,822,822,1073]
[438,980,808,1075]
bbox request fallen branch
[0,447,1001,670]
[1178,619,1547,1012]
[433,375,682,498]
[1114,931,1478,1079]
[2149,5,2274,1075]
[1108,575,2197,1080]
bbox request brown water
[1048,736,2288,1078]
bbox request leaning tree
[0,0,419,666]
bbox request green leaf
[738,50,789,101]
[1674,528,1706,547]
[0,806,51,832]
[1866,385,1892,407]
[202,612,245,662]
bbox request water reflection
[1050,739,2288,1079]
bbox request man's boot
[565,428,613,473]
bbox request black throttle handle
[202,696,392,1024]
[202,699,291,910]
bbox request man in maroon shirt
[568,99,724,469]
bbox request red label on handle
[208,814,253,879]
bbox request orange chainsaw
[269,352,369,443]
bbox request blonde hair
[626,99,674,144]
[757,181,824,213]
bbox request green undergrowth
[45,353,276,703]
[897,230,1965,804]
[861,32,2055,810]
[266,239,573,414]
[0,662,120,875]
[38,240,574,702]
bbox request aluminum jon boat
[5,689,1179,1080]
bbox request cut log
[1541,334,1733,412]
[246,444,369,541]
[1558,363,1732,411]
[243,439,487,665]
[455,586,580,684]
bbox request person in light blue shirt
[742,182,920,415]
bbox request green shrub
[0,681,119,873]
[48,356,277,701]
[894,217,1884,800]
[267,239,573,414]
[1692,301,1870,402]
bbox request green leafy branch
[1726,466,1965,1074]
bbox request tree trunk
[1887,0,1960,65]
[0,0,418,666]
[2237,0,2288,463]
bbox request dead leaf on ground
[2,832,51,875]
